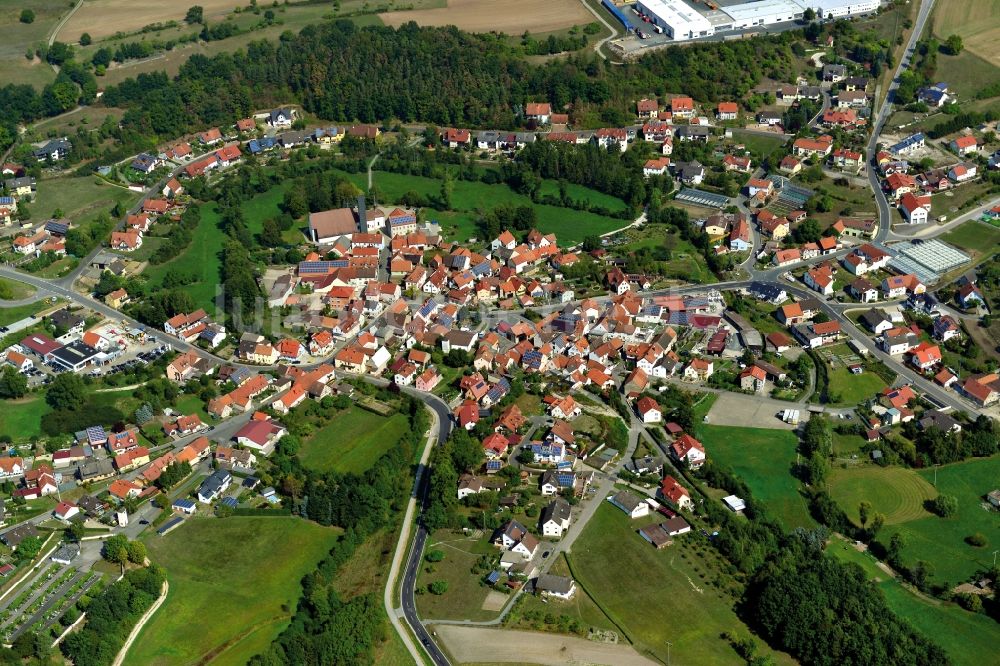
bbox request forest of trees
[96,20,797,141]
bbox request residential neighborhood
[0,0,996,664]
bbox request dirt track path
[112,580,168,666]
[435,625,659,666]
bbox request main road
[870,0,937,244]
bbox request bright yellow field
[932,0,1000,66]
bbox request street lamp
[666,641,672,666]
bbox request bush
[425,550,445,562]
[965,533,987,547]
[926,494,958,517]
[20,9,35,23]
[428,580,448,595]
[956,593,982,613]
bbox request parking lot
[705,392,800,430]
[10,317,169,387]
[99,340,170,378]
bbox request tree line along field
[124,516,339,666]
[569,503,796,665]
[829,457,1000,587]
[694,424,814,531]
[380,0,593,34]
[58,0,260,42]
[827,539,1000,665]
[59,0,442,44]
[69,2,389,87]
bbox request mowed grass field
[32,176,138,229]
[380,0,592,34]
[827,538,1000,666]
[365,170,629,245]
[570,503,795,666]
[32,106,125,137]
[0,0,64,88]
[0,300,47,326]
[931,0,1000,67]
[828,466,937,526]
[830,456,1000,586]
[0,277,37,301]
[879,456,1000,586]
[942,220,1000,255]
[0,396,50,442]
[694,424,814,529]
[416,529,497,621]
[731,130,788,157]
[826,364,887,406]
[126,516,338,666]
[298,406,409,475]
[933,48,1000,99]
[142,202,227,312]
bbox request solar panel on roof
[299,260,348,273]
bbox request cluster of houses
[878,123,986,225]
[163,309,227,349]
[109,195,185,252]
[10,219,69,257]
[1,163,35,226]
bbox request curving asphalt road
[396,388,453,666]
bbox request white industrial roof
[799,0,878,10]
[641,0,714,32]
[723,0,803,21]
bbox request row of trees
[61,566,166,666]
